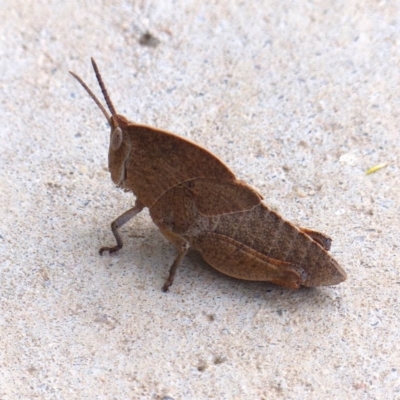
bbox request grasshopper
[70,59,347,292]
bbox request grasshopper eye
[110,127,123,150]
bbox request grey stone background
[1,1,399,398]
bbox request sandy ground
[1,1,399,399]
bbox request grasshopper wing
[182,178,262,216]
[125,125,236,207]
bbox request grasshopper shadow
[77,220,341,310]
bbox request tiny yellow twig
[366,162,388,175]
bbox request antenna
[91,58,117,117]
[69,69,110,122]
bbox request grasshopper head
[108,114,132,188]
[70,59,133,189]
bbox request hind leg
[193,232,307,289]
[299,228,332,251]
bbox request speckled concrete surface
[1,1,400,399]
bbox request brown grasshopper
[70,59,347,292]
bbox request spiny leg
[162,241,190,292]
[99,199,144,255]
[158,227,190,292]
